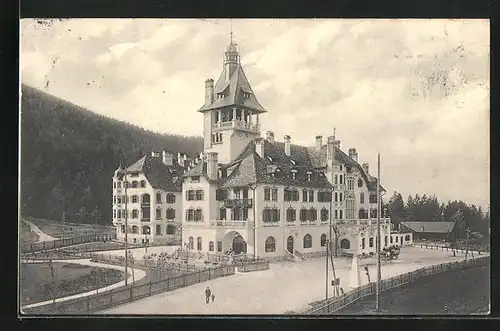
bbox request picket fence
[22,264,235,315]
[301,256,489,315]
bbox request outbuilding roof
[400,221,456,234]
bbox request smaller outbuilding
[399,221,457,242]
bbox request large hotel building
[112,36,399,259]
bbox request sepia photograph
[19,18,490,316]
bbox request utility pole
[123,167,129,286]
[375,153,381,312]
[61,211,66,241]
[465,227,470,261]
[325,240,329,302]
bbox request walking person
[204,286,211,304]
[211,293,215,303]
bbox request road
[24,220,57,242]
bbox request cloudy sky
[21,19,490,209]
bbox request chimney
[255,138,265,158]
[206,152,218,180]
[349,148,358,162]
[162,150,173,166]
[315,135,323,151]
[205,79,214,106]
[177,152,184,167]
[327,136,335,160]
[362,163,369,175]
[284,135,291,156]
[266,131,275,143]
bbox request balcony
[223,198,253,208]
[141,203,151,208]
[336,218,391,226]
[213,120,260,133]
[141,218,151,222]
[210,220,249,228]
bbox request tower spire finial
[333,126,336,139]
[230,19,233,43]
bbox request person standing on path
[211,293,215,303]
[205,286,211,304]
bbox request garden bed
[20,262,125,305]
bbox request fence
[413,243,487,255]
[236,259,270,272]
[20,233,117,254]
[22,264,236,315]
[300,256,489,315]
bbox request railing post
[86,298,90,314]
[129,285,133,301]
[208,267,211,280]
[149,281,152,295]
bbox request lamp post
[249,183,258,259]
[123,167,129,286]
[144,227,150,254]
[375,153,381,312]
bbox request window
[396,236,399,243]
[117,210,122,218]
[195,208,203,221]
[121,225,125,233]
[346,198,354,219]
[114,182,116,189]
[318,191,331,202]
[166,193,176,204]
[132,195,138,203]
[339,193,343,201]
[117,196,122,204]
[217,241,223,252]
[132,226,138,234]
[271,188,278,201]
[113,209,117,218]
[186,209,194,221]
[209,241,214,252]
[113,196,117,204]
[234,189,241,199]
[369,194,378,203]
[334,210,338,219]
[133,238,137,243]
[117,182,122,189]
[334,192,338,202]
[188,237,194,250]
[300,208,307,222]
[156,225,161,235]
[369,237,374,247]
[358,179,363,187]
[286,208,296,222]
[191,176,200,183]
[306,172,312,182]
[264,188,271,201]
[284,189,299,202]
[291,170,297,180]
[155,208,162,220]
[320,209,329,222]
[360,192,365,204]
[347,178,354,191]
[385,236,388,246]
[370,208,378,218]
[339,210,343,219]
[219,208,226,220]
[166,225,175,234]
[390,236,393,243]
[216,189,227,201]
[358,208,365,219]
[405,235,411,241]
[196,190,204,201]
[132,209,138,219]
[362,238,366,249]
[340,175,343,185]
[303,234,312,248]
[142,226,150,235]
[334,175,338,184]
[320,234,327,247]
[140,180,146,188]
[242,189,249,199]
[302,190,308,202]
[309,208,317,221]
[187,190,195,201]
[197,237,202,251]
[262,208,280,223]
[142,194,150,204]
[166,208,175,219]
[265,237,276,252]
[132,181,138,188]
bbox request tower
[198,33,266,164]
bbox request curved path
[21,259,146,310]
[24,220,57,242]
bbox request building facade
[112,151,188,245]
[180,38,392,259]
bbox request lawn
[20,262,125,305]
[26,217,115,239]
[20,220,39,244]
[336,262,490,315]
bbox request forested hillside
[20,84,203,225]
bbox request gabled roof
[122,154,184,192]
[198,65,266,113]
[400,221,456,234]
[306,144,385,192]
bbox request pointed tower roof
[198,38,266,113]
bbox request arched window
[303,234,312,248]
[142,194,150,204]
[132,195,138,203]
[385,236,388,246]
[166,193,176,204]
[132,226,138,234]
[358,178,363,187]
[286,208,296,222]
[320,234,327,247]
[209,241,214,252]
[140,180,146,188]
[132,181,138,188]
[360,192,365,204]
[156,192,162,203]
[320,208,329,222]
[142,226,150,235]
[156,224,161,235]
[156,208,162,220]
[197,237,202,251]
[362,237,366,249]
[369,237,374,247]
[188,237,194,250]
[309,208,317,221]
[166,208,175,220]
[265,237,276,252]
[166,225,175,235]
[340,239,350,249]
[132,209,139,219]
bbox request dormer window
[191,176,200,183]
[306,171,312,182]
[243,92,251,99]
[291,169,297,180]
